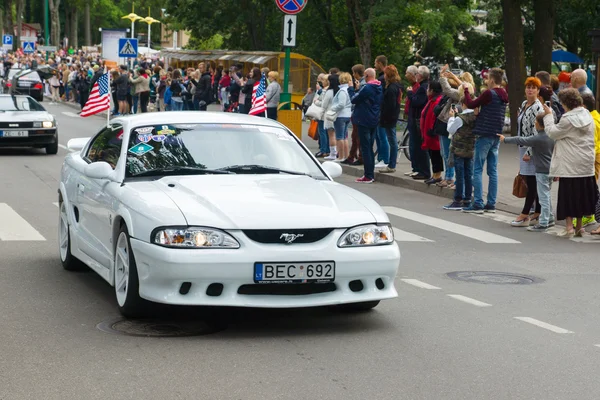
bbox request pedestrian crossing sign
[22,41,35,54]
[118,38,138,58]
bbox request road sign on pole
[283,15,297,47]
[275,0,307,14]
[118,38,138,58]
[38,45,57,52]
[2,35,12,51]
[22,42,35,54]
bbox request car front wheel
[58,200,87,271]
[46,136,58,154]
[114,224,149,318]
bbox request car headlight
[152,227,240,249]
[337,224,394,247]
[42,121,54,128]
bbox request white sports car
[58,112,400,318]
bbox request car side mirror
[84,161,114,180]
[321,161,343,179]
[67,137,90,152]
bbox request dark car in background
[0,94,58,154]
[5,69,45,102]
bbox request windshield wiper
[217,164,311,176]
[131,166,235,178]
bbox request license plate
[0,130,28,137]
[254,261,335,284]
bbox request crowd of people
[303,55,600,237]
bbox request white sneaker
[374,161,387,168]
[333,158,346,163]
[324,154,337,160]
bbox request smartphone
[451,103,457,111]
[545,101,551,107]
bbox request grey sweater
[504,130,555,174]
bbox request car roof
[113,111,287,129]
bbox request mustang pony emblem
[280,233,304,244]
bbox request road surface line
[53,202,59,207]
[447,294,492,307]
[392,227,433,242]
[401,279,441,290]
[61,111,79,118]
[514,317,573,334]
[0,203,46,241]
[383,206,520,244]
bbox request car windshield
[0,96,45,111]
[125,123,327,179]
[17,71,41,81]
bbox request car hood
[0,111,52,121]
[149,175,381,229]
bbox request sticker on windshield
[257,126,292,140]
[151,135,167,142]
[128,143,153,156]
[157,125,176,135]
[135,127,154,134]
[137,133,152,143]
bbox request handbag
[305,103,324,120]
[325,110,339,122]
[512,174,528,198]
[308,120,319,140]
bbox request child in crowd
[443,92,478,210]
[499,113,555,231]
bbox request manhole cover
[96,318,226,337]
[446,271,543,285]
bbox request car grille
[0,122,35,129]
[242,228,334,244]
[237,282,337,295]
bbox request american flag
[249,73,267,116]
[80,72,110,117]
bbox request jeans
[375,126,389,163]
[385,127,398,169]
[139,91,149,113]
[334,117,350,140]
[358,125,377,180]
[194,97,207,111]
[132,95,139,114]
[472,136,500,208]
[454,156,473,202]
[318,120,329,153]
[170,99,184,111]
[440,135,455,181]
[535,173,554,226]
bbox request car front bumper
[129,232,400,308]
[0,129,57,147]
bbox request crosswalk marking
[384,206,521,244]
[0,203,46,241]
[393,227,433,242]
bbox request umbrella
[551,50,584,64]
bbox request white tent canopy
[137,46,159,55]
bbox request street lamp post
[140,15,160,56]
[121,12,141,69]
[44,0,49,60]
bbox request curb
[340,164,522,216]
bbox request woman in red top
[420,81,444,185]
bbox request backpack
[170,80,182,96]
[433,95,451,136]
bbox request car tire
[333,300,380,312]
[58,200,87,272]
[114,224,149,319]
[46,139,58,155]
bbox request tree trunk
[501,0,526,136]
[24,0,31,23]
[16,0,24,51]
[346,0,374,67]
[64,7,70,47]
[84,0,90,46]
[4,0,14,37]
[48,0,61,46]
[531,0,556,74]
[71,7,78,48]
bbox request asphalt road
[1,102,600,400]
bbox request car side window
[85,125,123,169]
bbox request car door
[78,124,124,269]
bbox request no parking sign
[275,0,307,14]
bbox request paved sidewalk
[297,121,559,216]
[51,98,552,215]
